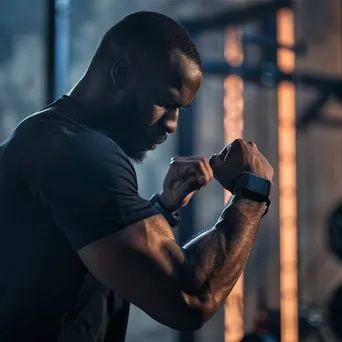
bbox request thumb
[178,176,206,197]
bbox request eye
[163,108,179,120]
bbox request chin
[116,140,150,164]
[122,146,148,164]
[129,151,148,164]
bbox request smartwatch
[149,194,181,227]
[232,172,272,216]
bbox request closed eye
[164,108,178,119]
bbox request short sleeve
[25,127,159,250]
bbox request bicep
[27,132,203,328]
[30,132,158,249]
[77,214,199,329]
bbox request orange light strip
[277,8,298,342]
[224,27,245,342]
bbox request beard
[104,88,160,163]
[120,144,148,164]
[111,93,155,163]
[128,151,147,164]
[108,122,149,163]
[109,113,151,164]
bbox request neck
[69,77,102,111]
[68,80,138,154]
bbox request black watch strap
[232,172,272,216]
[149,194,181,227]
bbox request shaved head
[70,11,202,162]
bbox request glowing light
[277,8,298,342]
[224,26,245,342]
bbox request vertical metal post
[47,0,71,104]
[261,14,278,71]
[277,7,298,342]
[223,26,245,342]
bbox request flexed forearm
[180,194,266,320]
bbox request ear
[111,57,132,90]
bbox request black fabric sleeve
[27,128,159,250]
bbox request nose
[163,109,179,134]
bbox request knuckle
[192,155,208,163]
[170,158,180,166]
[233,139,243,146]
[170,156,180,162]
[232,139,245,151]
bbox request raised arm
[77,140,273,330]
[28,131,272,331]
[78,190,266,331]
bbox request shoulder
[19,110,136,184]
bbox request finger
[178,176,205,196]
[199,157,214,181]
[170,156,181,164]
[247,141,258,152]
[171,155,206,161]
[183,163,211,187]
[176,156,213,183]
[194,158,213,184]
[185,156,213,182]
[170,155,203,166]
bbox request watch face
[235,173,271,199]
[250,178,271,196]
[246,175,271,198]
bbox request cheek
[150,105,165,125]
[134,92,157,125]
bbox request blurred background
[0,0,341,341]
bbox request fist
[159,156,213,212]
[209,139,274,192]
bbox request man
[0,11,273,342]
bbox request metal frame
[199,60,342,131]
[181,0,292,34]
[179,0,342,134]
[47,0,71,104]
[177,1,341,341]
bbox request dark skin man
[69,14,273,330]
[0,11,273,342]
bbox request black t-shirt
[0,96,158,341]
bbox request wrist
[231,172,272,217]
[149,193,181,228]
[218,193,266,223]
[234,189,269,204]
[159,192,178,213]
[234,192,268,212]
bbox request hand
[159,156,213,212]
[209,139,274,192]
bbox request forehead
[140,51,202,104]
